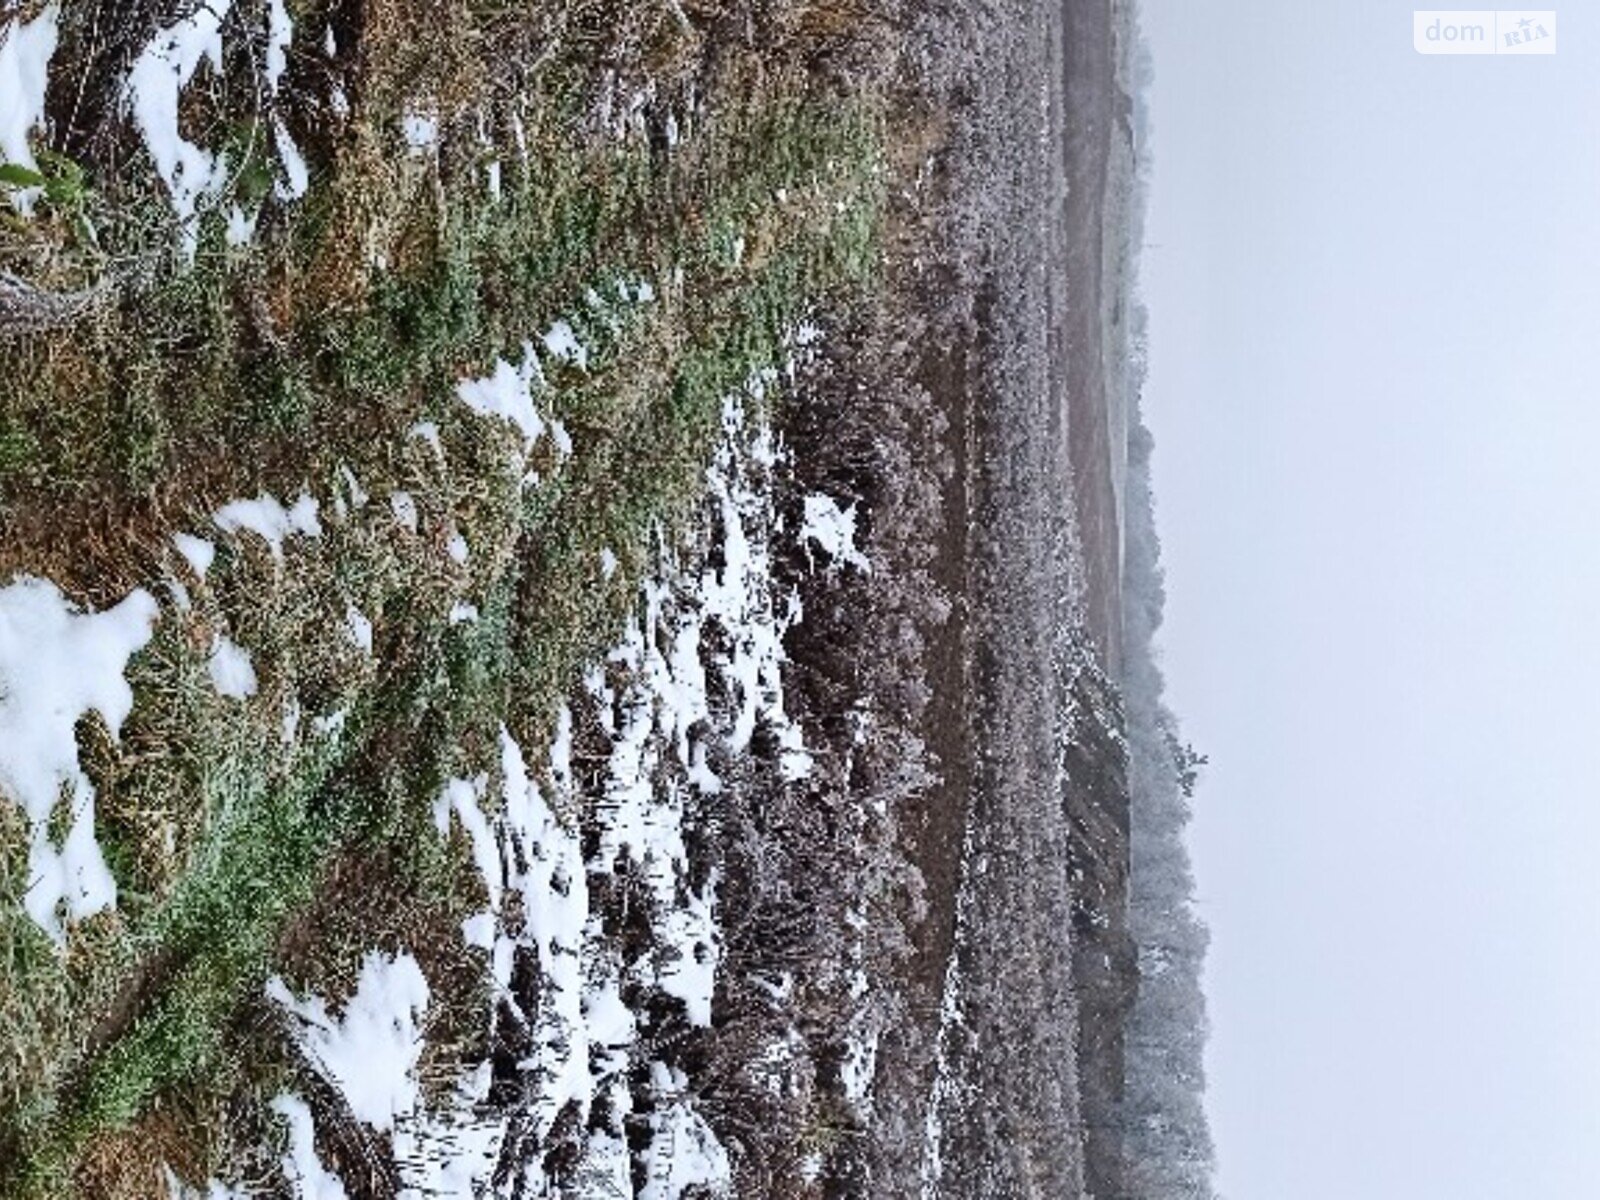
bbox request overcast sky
[1141,2,1600,1196]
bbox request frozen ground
[863,2,1142,1197]
[0,1,1153,1195]
[151,328,871,1197]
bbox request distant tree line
[1118,298,1219,1200]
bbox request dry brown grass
[73,1108,201,1200]
[1,0,902,1192]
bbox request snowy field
[0,0,894,1192]
[1,288,879,1197]
[0,2,1205,1198]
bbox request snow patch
[497,727,596,1137]
[841,1026,880,1106]
[208,635,257,699]
[267,950,430,1132]
[800,493,870,573]
[271,1094,348,1200]
[173,533,215,580]
[402,109,438,150]
[702,394,813,780]
[214,493,322,559]
[281,696,302,744]
[225,203,256,246]
[454,350,547,448]
[248,341,819,1195]
[550,419,573,459]
[311,708,346,738]
[541,321,588,371]
[265,0,293,94]
[125,1,234,252]
[272,118,309,201]
[456,348,547,447]
[338,465,369,511]
[390,1064,506,1198]
[639,1063,732,1200]
[0,579,158,940]
[0,4,60,214]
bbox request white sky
[1141,2,1600,1197]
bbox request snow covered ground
[0,578,158,940]
[150,326,868,1197]
[0,6,896,1189]
[0,315,883,1194]
[0,4,58,215]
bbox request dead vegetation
[0,272,104,337]
[0,0,1159,1195]
[0,0,910,1195]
